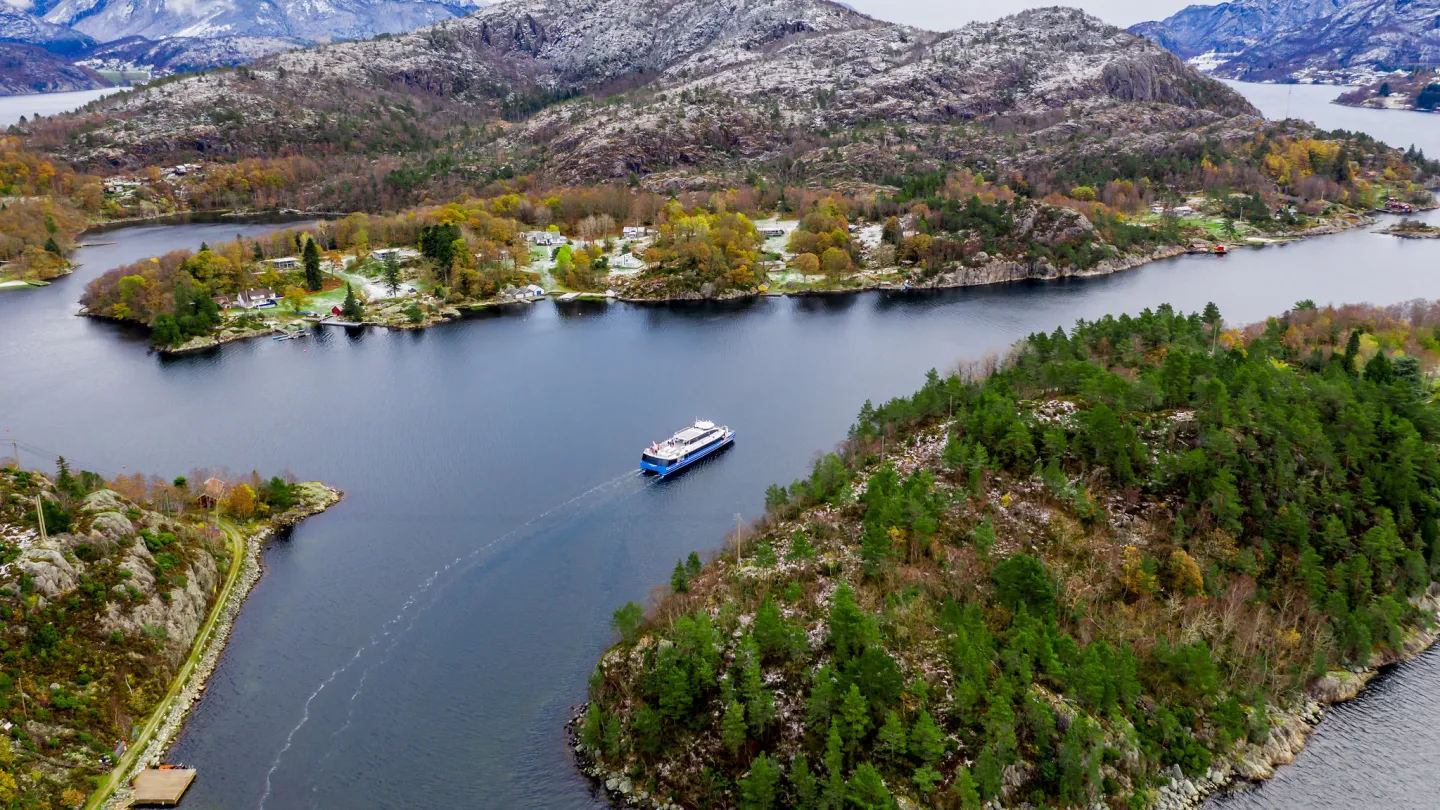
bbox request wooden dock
[132,769,196,806]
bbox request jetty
[131,768,196,806]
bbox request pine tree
[341,283,364,320]
[875,710,907,764]
[43,237,62,255]
[253,242,264,261]
[790,754,817,810]
[909,710,945,765]
[951,766,981,809]
[383,255,402,296]
[303,239,323,291]
[684,551,702,579]
[738,753,781,810]
[787,528,814,561]
[722,700,747,755]
[670,558,690,593]
[838,684,870,757]
[975,746,1002,800]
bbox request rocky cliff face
[1133,0,1440,81]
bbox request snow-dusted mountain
[0,3,95,53]
[50,0,1257,183]
[1132,0,1440,81]
[35,0,491,42]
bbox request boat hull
[640,432,735,476]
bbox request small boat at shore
[1211,244,1228,255]
[641,420,735,476]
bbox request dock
[559,292,581,302]
[132,768,196,806]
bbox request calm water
[2,82,1440,809]
[1223,80,1440,158]
[0,87,121,127]
[3,206,1440,808]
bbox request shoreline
[75,209,1384,355]
[1154,586,1440,810]
[93,483,344,810]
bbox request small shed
[132,768,197,806]
[524,284,545,297]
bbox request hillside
[0,40,109,94]
[29,1,1258,190]
[577,301,1440,809]
[0,461,339,808]
[1132,0,1440,83]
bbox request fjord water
[4,212,1440,809]
[2,85,1439,809]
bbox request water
[4,198,1440,807]
[1223,80,1440,158]
[1209,645,1440,810]
[0,87,122,127]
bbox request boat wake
[257,469,644,809]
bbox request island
[1380,220,1440,239]
[574,301,1440,810]
[0,458,340,808]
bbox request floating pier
[132,768,196,806]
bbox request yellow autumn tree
[226,483,256,519]
[1164,549,1205,596]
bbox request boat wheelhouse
[641,420,735,476]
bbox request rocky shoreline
[99,483,343,810]
[567,584,1440,810]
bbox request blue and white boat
[640,420,735,476]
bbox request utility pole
[11,437,18,469]
[35,495,46,543]
[735,512,743,564]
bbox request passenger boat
[641,420,735,476]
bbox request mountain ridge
[39,0,1257,186]
[1132,0,1440,82]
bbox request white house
[264,256,299,270]
[372,248,402,262]
[622,226,651,239]
[1172,205,1194,216]
[524,284,546,298]
[611,253,645,271]
[527,231,568,246]
[236,288,277,309]
[759,227,786,238]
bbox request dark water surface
[4,207,1440,809]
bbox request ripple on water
[1208,644,1440,809]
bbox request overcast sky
[844,0,1216,30]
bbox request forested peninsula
[575,301,1440,810]
[0,460,340,808]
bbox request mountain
[1132,0,1440,82]
[44,0,1257,187]
[77,34,307,74]
[0,40,109,92]
[0,3,95,54]
[35,0,491,43]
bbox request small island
[1380,219,1440,239]
[574,301,1440,810]
[0,458,340,808]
